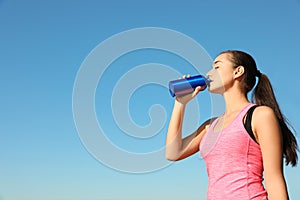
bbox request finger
[192,86,202,97]
[187,74,191,78]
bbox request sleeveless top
[199,104,268,200]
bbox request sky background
[1,0,300,200]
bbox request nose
[206,70,212,79]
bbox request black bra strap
[244,105,259,144]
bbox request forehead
[213,53,231,64]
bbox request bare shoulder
[195,117,217,137]
[252,105,281,144]
[252,105,278,129]
[201,117,217,131]
[203,117,218,126]
[253,105,276,120]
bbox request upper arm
[253,106,283,173]
[253,106,288,199]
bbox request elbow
[165,150,180,161]
[166,155,177,161]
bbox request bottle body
[169,75,210,97]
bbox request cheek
[209,71,225,93]
[209,69,235,93]
[211,70,223,85]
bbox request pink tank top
[200,104,268,200]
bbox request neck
[222,87,250,115]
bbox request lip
[205,80,211,87]
[207,80,213,86]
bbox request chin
[208,86,225,94]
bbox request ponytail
[252,73,298,166]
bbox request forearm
[265,173,289,200]
[165,101,186,160]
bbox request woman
[166,50,298,199]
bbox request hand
[175,74,204,105]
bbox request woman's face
[206,53,236,94]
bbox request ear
[233,65,245,79]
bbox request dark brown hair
[220,50,298,166]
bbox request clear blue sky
[1,0,300,200]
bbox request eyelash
[214,66,219,69]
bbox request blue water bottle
[169,75,210,97]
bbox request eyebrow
[213,60,223,65]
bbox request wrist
[174,99,187,108]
